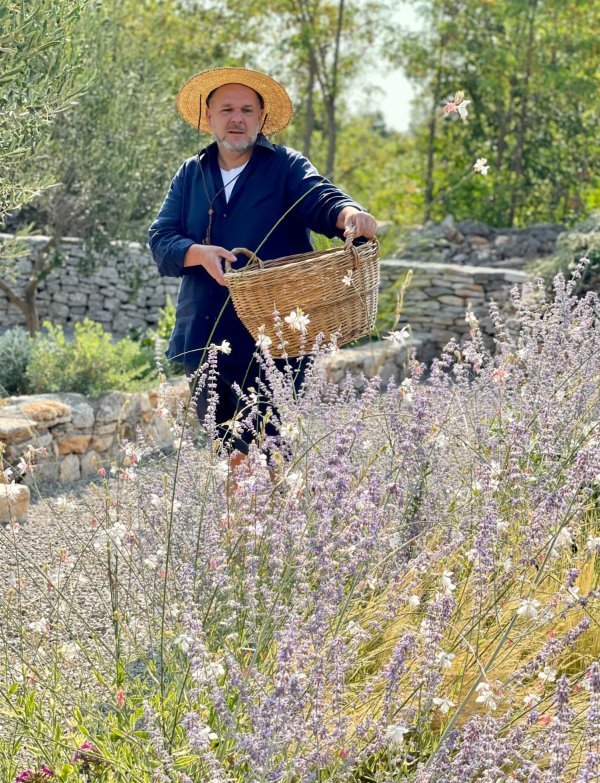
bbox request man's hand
[183,243,237,286]
[337,207,378,240]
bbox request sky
[363,2,424,132]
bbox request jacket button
[223,212,227,218]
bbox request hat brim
[176,67,293,137]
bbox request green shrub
[0,327,32,396]
[26,319,154,396]
[155,294,176,342]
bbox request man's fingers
[216,246,237,263]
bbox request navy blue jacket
[148,135,361,368]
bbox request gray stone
[80,450,102,477]
[70,401,95,429]
[95,392,127,423]
[59,454,80,483]
[24,457,60,485]
[439,295,466,306]
[90,434,115,453]
[457,219,493,238]
[49,302,69,318]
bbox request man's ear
[205,106,213,131]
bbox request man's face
[206,83,265,153]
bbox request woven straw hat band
[176,67,293,137]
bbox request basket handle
[225,248,265,273]
[343,225,361,271]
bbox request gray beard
[214,130,258,153]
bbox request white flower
[192,660,225,685]
[194,723,219,742]
[3,468,14,481]
[2,482,22,501]
[255,325,272,349]
[523,693,539,708]
[456,99,471,120]
[433,696,456,714]
[408,594,421,607]
[342,269,353,286]
[399,378,414,402]
[441,570,456,595]
[503,558,513,573]
[382,327,410,346]
[566,585,580,602]
[385,723,410,746]
[473,157,489,175]
[465,311,478,327]
[555,527,573,548]
[284,308,310,334]
[436,652,456,670]
[285,470,305,495]
[218,340,231,354]
[586,535,600,554]
[538,666,557,684]
[475,681,497,711]
[174,635,190,653]
[442,91,471,121]
[280,421,299,441]
[517,598,541,619]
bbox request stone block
[95,392,127,423]
[0,416,36,442]
[93,422,117,436]
[70,401,95,429]
[59,454,80,483]
[91,434,116,452]
[24,457,60,485]
[80,450,102,477]
[0,482,30,523]
[56,434,92,454]
[50,302,69,319]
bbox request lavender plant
[0,264,598,782]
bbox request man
[149,67,377,465]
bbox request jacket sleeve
[284,150,364,239]
[148,163,196,277]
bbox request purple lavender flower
[71,742,108,775]
[15,768,54,783]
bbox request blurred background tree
[391,0,600,226]
[2,0,599,271]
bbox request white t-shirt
[220,162,248,202]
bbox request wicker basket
[224,233,380,358]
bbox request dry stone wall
[379,259,530,361]
[0,385,182,493]
[0,234,179,335]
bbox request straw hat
[176,67,293,137]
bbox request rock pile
[396,216,563,270]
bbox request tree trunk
[325,0,345,179]
[302,46,317,158]
[0,277,38,336]
[424,55,444,221]
[325,96,336,179]
[509,0,538,226]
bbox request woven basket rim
[224,238,379,281]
